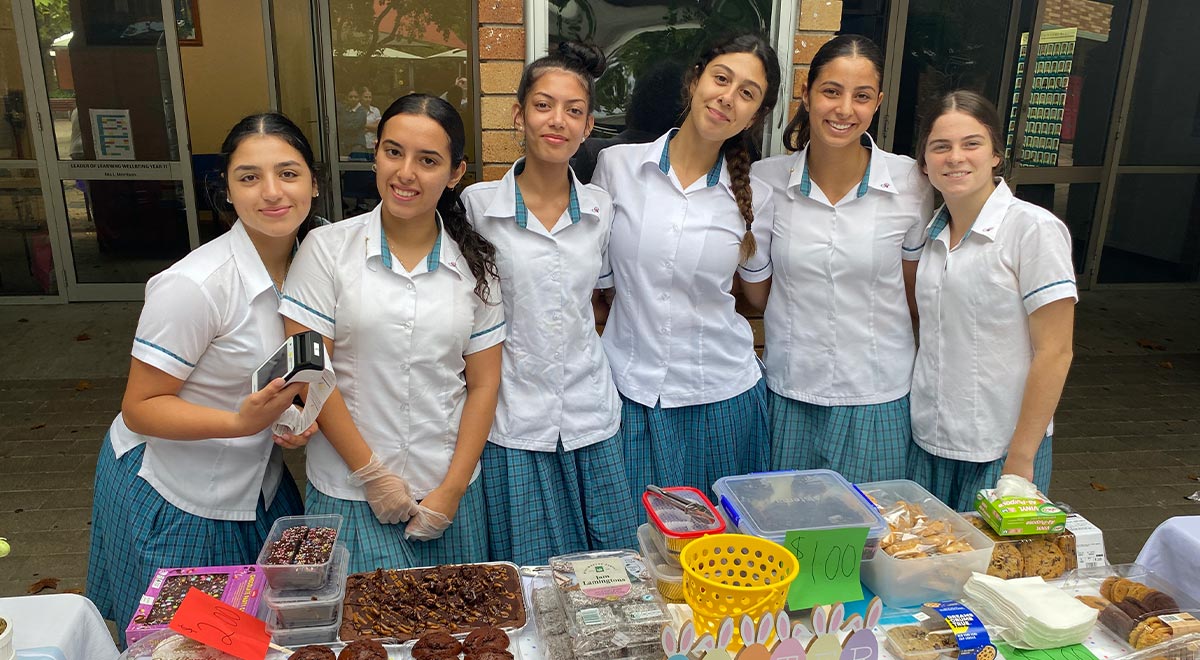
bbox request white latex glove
[404,504,452,541]
[994,473,1039,498]
[348,454,418,524]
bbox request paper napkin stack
[962,572,1098,649]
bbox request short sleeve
[1016,215,1078,315]
[592,149,613,194]
[131,271,219,381]
[737,176,774,283]
[280,231,338,338]
[902,176,936,261]
[466,275,507,354]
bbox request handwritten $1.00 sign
[783,527,868,611]
[169,587,272,660]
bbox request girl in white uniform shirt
[281,94,505,572]
[909,90,1076,511]
[748,35,933,483]
[593,33,780,499]
[462,42,637,565]
[87,114,319,641]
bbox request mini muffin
[463,626,509,652]
[289,646,336,660]
[412,630,463,660]
[337,639,387,660]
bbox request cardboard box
[973,488,1066,535]
[126,564,265,644]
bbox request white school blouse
[751,137,933,406]
[280,207,506,499]
[911,180,1078,462]
[593,129,774,408]
[108,220,285,521]
[462,160,620,451]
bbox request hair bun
[556,40,607,78]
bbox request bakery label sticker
[572,557,632,599]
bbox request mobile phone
[252,330,325,391]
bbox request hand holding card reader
[252,331,325,391]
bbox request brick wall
[790,0,842,128]
[1044,0,1113,38]
[477,0,525,181]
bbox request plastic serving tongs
[645,484,717,524]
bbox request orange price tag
[168,587,271,660]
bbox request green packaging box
[973,489,1067,536]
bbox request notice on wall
[1005,27,1078,167]
[90,108,135,160]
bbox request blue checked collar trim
[512,159,582,229]
[928,206,953,241]
[797,153,872,200]
[657,128,723,187]
[380,213,444,272]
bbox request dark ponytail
[684,33,781,262]
[783,34,884,152]
[378,94,499,301]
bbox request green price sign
[783,526,867,610]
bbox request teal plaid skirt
[907,436,1054,511]
[481,436,639,565]
[87,432,302,646]
[768,390,911,484]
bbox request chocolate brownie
[267,526,338,565]
[288,646,336,660]
[340,564,526,642]
[412,630,463,659]
[337,639,387,660]
[463,626,509,652]
[142,574,230,624]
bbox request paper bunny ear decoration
[663,621,715,660]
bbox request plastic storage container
[642,486,725,552]
[262,543,348,628]
[636,524,683,602]
[884,625,961,660]
[256,513,343,590]
[1115,633,1200,660]
[712,469,888,559]
[264,607,341,646]
[860,480,995,608]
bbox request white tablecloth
[0,594,119,660]
[1136,515,1200,599]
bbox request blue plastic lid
[712,469,888,542]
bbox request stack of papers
[962,572,1098,649]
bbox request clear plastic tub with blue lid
[712,469,889,559]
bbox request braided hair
[683,33,781,262]
[377,94,499,301]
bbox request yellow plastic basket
[680,534,799,647]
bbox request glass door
[0,0,61,300]
[13,0,197,301]
[1004,0,1133,284]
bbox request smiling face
[225,134,316,240]
[801,55,882,149]
[514,69,593,165]
[361,88,373,107]
[374,113,466,225]
[922,110,1002,204]
[347,89,359,107]
[684,52,769,143]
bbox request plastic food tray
[1058,563,1200,650]
[713,469,889,559]
[884,624,961,660]
[256,514,343,590]
[262,543,348,628]
[642,486,725,552]
[265,606,342,646]
[860,480,995,608]
[636,523,684,602]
